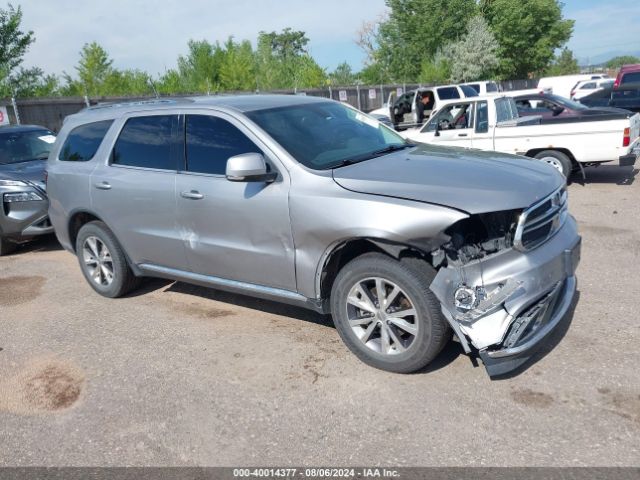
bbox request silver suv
[47,96,581,376]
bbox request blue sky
[17,0,640,76]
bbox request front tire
[330,253,449,373]
[0,237,17,256]
[75,221,140,298]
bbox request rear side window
[185,115,262,175]
[475,101,489,133]
[437,87,460,100]
[495,97,519,122]
[112,115,176,170]
[486,82,499,92]
[59,120,113,162]
[581,82,596,89]
[467,84,480,93]
[621,72,640,85]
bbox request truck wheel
[534,150,572,179]
[75,221,140,298]
[0,237,17,256]
[330,253,449,373]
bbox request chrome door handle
[457,133,468,137]
[180,190,204,200]
[94,181,111,190]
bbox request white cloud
[17,0,387,76]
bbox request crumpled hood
[332,144,564,214]
[0,159,47,186]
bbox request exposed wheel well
[319,238,430,299]
[525,148,577,166]
[68,211,102,252]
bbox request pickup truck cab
[403,95,640,178]
[369,84,478,129]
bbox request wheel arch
[316,237,434,300]
[525,148,577,167]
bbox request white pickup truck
[403,94,640,178]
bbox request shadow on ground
[572,166,638,186]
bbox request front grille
[514,186,568,251]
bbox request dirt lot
[0,166,639,466]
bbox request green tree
[330,62,356,86]
[605,55,640,69]
[546,47,579,76]
[448,16,500,82]
[480,0,574,78]
[376,0,478,81]
[419,47,452,84]
[0,66,59,98]
[0,4,34,75]
[358,62,392,85]
[102,69,153,96]
[176,39,223,93]
[156,69,184,95]
[64,42,114,96]
[219,38,255,91]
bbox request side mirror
[552,105,565,116]
[225,153,277,183]
[434,120,441,137]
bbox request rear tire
[330,253,449,373]
[534,150,572,179]
[75,221,140,298]
[0,237,17,256]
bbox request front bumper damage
[430,215,581,376]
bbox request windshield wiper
[328,144,412,169]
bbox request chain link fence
[1,79,538,133]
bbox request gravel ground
[0,165,638,467]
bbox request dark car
[514,93,631,123]
[0,124,56,255]
[579,83,640,113]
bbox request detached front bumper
[430,215,581,376]
[619,142,639,167]
[0,184,53,241]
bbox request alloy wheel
[82,236,114,286]
[345,277,418,355]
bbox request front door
[414,102,474,148]
[175,112,296,291]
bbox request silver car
[46,96,581,376]
[0,125,56,255]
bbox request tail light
[623,127,630,147]
[570,90,576,98]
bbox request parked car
[538,73,608,100]
[570,78,614,100]
[579,83,640,113]
[513,93,631,121]
[47,95,581,376]
[613,64,640,88]
[369,84,478,129]
[0,125,56,255]
[460,80,501,95]
[403,94,640,178]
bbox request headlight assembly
[3,191,44,202]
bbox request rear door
[174,111,296,291]
[90,113,188,269]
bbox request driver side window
[424,103,472,132]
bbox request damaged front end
[428,187,581,376]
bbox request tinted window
[495,97,519,122]
[59,120,112,162]
[581,82,596,89]
[185,115,262,175]
[486,82,499,92]
[621,72,640,84]
[460,85,478,97]
[437,87,460,100]
[467,84,480,93]
[112,116,176,170]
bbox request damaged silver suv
[46,96,581,376]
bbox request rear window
[59,120,112,162]
[437,87,460,100]
[621,72,640,85]
[495,97,519,122]
[112,115,176,170]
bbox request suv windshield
[247,102,408,170]
[0,129,55,165]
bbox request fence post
[11,97,20,125]
[328,85,332,100]
[356,84,361,110]
[380,84,384,108]
[84,95,90,108]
